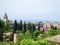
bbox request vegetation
[19,20,22,30]
[24,21,26,33]
[4,22,10,31]
[48,29,59,37]
[0,19,4,41]
[27,22,32,31]
[13,20,18,33]
[38,22,40,30]
[0,19,59,45]
[33,30,40,37]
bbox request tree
[51,26,57,30]
[31,23,36,37]
[24,21,26,33]
[38,22,40,31]
[38,22,43,31]
[0,19,4,41]
[33,30,40,37]
[19,20,22,30]
[54,26,57,30]
[27,22,32,31]
[40,22,43,28]
[13,20,18,33]
[32,23,36,32]
[17,23,20,30]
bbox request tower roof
[3,13,8,19]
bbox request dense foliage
[0,19,4,41]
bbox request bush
[33,30,40,37]
[4,22,10,31]
[4,29,13,33]
[20,38,56,45]
[20,39,39,45]
[48,29,59,37]
[40,32,47,39]
[0,42,11,45]
[24,30,32,39]
[16,30,22,34]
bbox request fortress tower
[3,13,8,22]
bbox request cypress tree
[13,19,18,33]
[38,22,43,31]
[24,21,26,33]
[31,23,36,37]
[19,20,22,30]
[40,22,43,28]
[27,22,31,30]
[38,22,40,30]
[32,23,36,32]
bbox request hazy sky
[0,0,60,22]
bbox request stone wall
[13,34,17,43]
[43,22,51,32]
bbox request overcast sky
[0,0,60,22]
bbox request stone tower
[3,13,8,22]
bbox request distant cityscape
[1,13,60,32]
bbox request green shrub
[0,42,11,45]
[38,38,47,45]
[16,30,21,33]
[40,32,47,39]
[33,30,40,37]
[4,29,13,33]
[20,39,39,45]
[48,29,59,37]
[24,30,32,39]
[4,22,10,31]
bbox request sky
[0,0,60,22]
